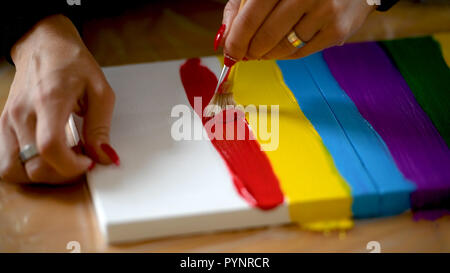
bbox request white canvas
[87,57,289,244]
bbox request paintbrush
[66,114,80,148]
[204,0,246,118]
[66,114,97,171]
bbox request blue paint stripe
[277,53,414,217]
[277,57,378,218]
[301,53,415,216]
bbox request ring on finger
[19,144,39,164]
[287,31,305,49]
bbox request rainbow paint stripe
[324,42,450,220]
[277,53,414,218]
[213,35,450,226]
[228,58,352,230]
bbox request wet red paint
[179,58,284,210]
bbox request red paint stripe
[179,58,284,210]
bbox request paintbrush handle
[240,0,247,9]
[214,0,248,96]
[66,113,80,147]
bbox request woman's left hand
[219,0,376,60]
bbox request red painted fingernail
[88,161,96,171]
[243,57,248,61]
[214,24,226,51]
[100,143,120,166]
[85,144,100,162]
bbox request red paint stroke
[179,58,284,210]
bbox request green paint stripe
[381,37,450,147]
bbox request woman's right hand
[0,14,118,184]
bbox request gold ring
[287,31,304,48]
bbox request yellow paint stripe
[220,58,352,230]
[433,33,450,68]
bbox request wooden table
[1,0,449,252]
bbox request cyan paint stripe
[277,53,414,217]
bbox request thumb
[83,78,119,166]
[221,0,241,48]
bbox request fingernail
[100,143,120,166]
[85,144,100,162]
[88,161,96,171]
[214,24,226,51]
[243,57,248,61]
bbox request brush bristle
[204,81,237,117]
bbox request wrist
[11,14,85,67]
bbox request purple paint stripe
[323,42,450,218]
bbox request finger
[10,100,87,182]
[224,0,280,60]
[265,2,337,60]
[0,118,30,183]
[261,11,325,60]
[24,156,84,184]
[261,34,299,60]
[82,76,117,165]
[261,13,323,60]
[220,0,241,47]
[247,0,308,59]
[293,5,331,44]
[8,107,45,181]
[35,92,92,178]
[281,27,340,60]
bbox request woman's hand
[219,0,376,60]
[0,15,117,184]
